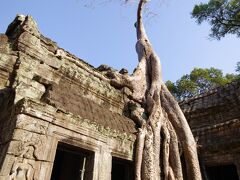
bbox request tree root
[161,84,201,180]
[110,0,202,179]
[133,85,202,180]
[168,120,183,180]
[162,123,170,180]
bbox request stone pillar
[98,145,112,180]
[0,114,57,180]
[90,150,100,180]
[0,154,16,179]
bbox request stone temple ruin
[0,15,239,180]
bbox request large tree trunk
[105,0,202,179]
[126,0,202,179]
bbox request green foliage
[166,64,240,100]
[236,61,240,73]
[192,0,240,39]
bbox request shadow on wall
[0,87,16,170]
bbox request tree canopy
[192,0,240,39]
[166,63,240,100]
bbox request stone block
[0,152,54,180]
[0,175,8,180]
[0,53,17,71]
[16,114,49,134]
[10,129,55,161]
[0,34,9,53]
[36,161,54,180]
[18,31,40,47]
[0,154,15,176]
[4,157,37,179]
[34,63,61,84]
[43,52,63,69]
[21,16,40,37]
[15,77,45,101]
[98,147,112,180]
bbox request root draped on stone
[118,0,203,179]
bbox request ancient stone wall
[0,15,136,180]
[180,82,240,178]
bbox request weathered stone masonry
[0,15,240,180]
[180,81,240,179]
[0,15,136,180]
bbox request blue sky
[1,0,240,82]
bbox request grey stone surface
[180,81,240,178]
[0,15,136,180]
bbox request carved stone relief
[11,130,47,161]
[16,114,48,135]
[8,158,34,180]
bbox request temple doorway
[206,164,238,180]
[51,143,94,180]
[111,157,134,180]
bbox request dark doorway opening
[111,157,134,180]
[51,143,94,180]
[206,164,238,180]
